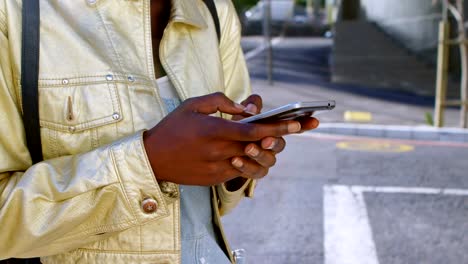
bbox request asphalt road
[221,37,468,264]
[222,134,468,264]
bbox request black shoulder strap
[6,2,43,261]
[21,0,43,165]
[203,0,221,42]
[3,2,44,262]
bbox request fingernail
[246,104,258,114]
[312,118,320,128]
[235,103,246,110]
[232,158,243,168]
[247,145,260,157]
[288,122,301,133]
[266,140,276,150]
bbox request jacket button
[105,74,114,81]
[141,198,158,214]
[112,113,121,120]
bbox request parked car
[244,0,295,23]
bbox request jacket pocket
[38,81,123,159]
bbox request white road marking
[244,37,283,61]
[324,185,468,264]
[293,132,468,148]
[324,185,379,264]
[350,185,468,196]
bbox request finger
[231,95,263,121]
[211,119,301,141]
[244,143,277,168]
[206,160,242,184]
[231,156,269,179]
[184,92,246,115]
[205,141,246,161]
[296,116,320,132]
[241,94,263,113]
[260,137,286,153]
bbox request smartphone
[239,100,335,124]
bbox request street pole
[456,0,467,128]
[434,1,450,127]
[263,0,273,85]
[306,0,313,18]
[434,22,450,127]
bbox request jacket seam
[49,211,138,239]
[72,248,180,255]
[95,6,126,74]
[16,73,157,87]
[143,0,154,78]
[109,148,139,223]
[189,33,218,94]
[17,73,152,80]
[0,8,6,35]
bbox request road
[221,37,468,264]
[222,134,468,264]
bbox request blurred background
[222,1,468,263]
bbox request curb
[313,123,468,143]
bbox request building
[331,0,467,97]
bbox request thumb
[185,92,246,115]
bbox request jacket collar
[170,0,207,29]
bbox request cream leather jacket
[0,0,255,263]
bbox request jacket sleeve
[215,0,256,216]
[0,18,170,259]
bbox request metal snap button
[127,75,135,82]
[112,113,121,120]
[105,74,113,81]
[62,79,69,85]
[141,198,158,214]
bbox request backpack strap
[21,0,43,165]
[203,0,221,42]
[5,1,44,264]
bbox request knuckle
[182,97,196,108]
[223,169,239,180]
[250,94,262,103]
[207,148,223,160]
[212,92,226,100]
[206,163,220,176]
[246,125,261,140]
[281,122,291,135]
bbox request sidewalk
[243,37,468,142]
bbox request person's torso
[2,0,232,263]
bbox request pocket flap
[39,82,122,133]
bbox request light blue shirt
[157,77,230,264]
